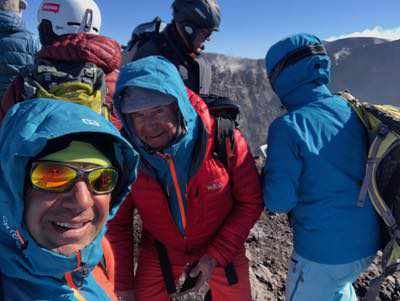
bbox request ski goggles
[30,161,119,195]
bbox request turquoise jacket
[263,34,381,264]
[0,11,38,99]
[114,56,200,235]
[0,99,138,300]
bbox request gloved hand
[175,254,217,297]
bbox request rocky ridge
[204,36,400,154]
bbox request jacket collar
[281,83,332,111]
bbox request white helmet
[37,0,101,35]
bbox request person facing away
[0,0,122,128]
[107,56,263,301]
[262,33,382,301]
[0,0,38,100]
[124,0,220,95]
[0,99,139,300]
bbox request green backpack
[21,59,110,120]
[339,91,400,300]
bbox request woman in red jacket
[108,55,263,301]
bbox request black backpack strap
[200,94,240,169]
[224,262,238,285]
[214,116,235,169]
[20,63,39,100]
[155,240,177,295]
[77,62,102,90]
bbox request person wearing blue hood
[108,56,262,301]
[262,33,381,300]
[0,0,38,99]
[0,99,138,300]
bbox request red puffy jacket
[0,33,122,128]
[107,89,263,291]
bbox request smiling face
[24,163,111,256]
[127,103,179,150]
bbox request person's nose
[62,181,94,212]
[144,116,158,130]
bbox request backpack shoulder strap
[213,116,236,169]
[203,94,240,170]
[336,91,373,207]
[20,60,45,100]
[337,91,371,128]
[337,91,399,210]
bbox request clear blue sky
[24,0,400,58]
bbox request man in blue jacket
[0,0,38,99]
[262,33,381,300]
[0,99,138,300]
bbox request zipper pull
[74,262,90,288]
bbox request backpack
[339,91,400,300]
[201,93,241,168]
[122,17,165,64]
[21,58,110,120]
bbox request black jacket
[128,23,211,95]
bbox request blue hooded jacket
[262,34,381,264]
[114,56,200,235]
[0,99,139,300]
[0,11,38,99]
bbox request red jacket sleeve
[206,129,263,266]
[105,69,122,129]
[106,192,135,291]
[0,75,24,125]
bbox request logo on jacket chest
[206,181,224,192]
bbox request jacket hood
[38,33,121,73]
[0,10,26,33]
[0,99,138,281]
[265,33,332,108]
[114,56,199,158]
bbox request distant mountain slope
[204,37,400,153]
[328,38,400,104]
[204,53,282,154]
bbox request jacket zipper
[65,251,87,301]
[157,152,188,237]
